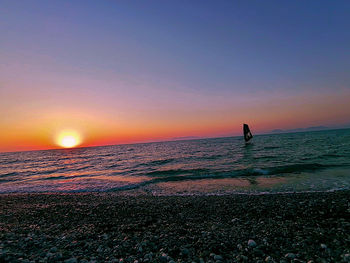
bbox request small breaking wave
[142,163,341,180]
[144,158,176,166]
[267,163,339,174]
[0,172,18,178]
[145,168,210,177]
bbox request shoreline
[0,187,349,197]
[1,191,350,262]
[2,166,349,195]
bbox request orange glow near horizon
[56,130,82,148]
[0,90,350,153]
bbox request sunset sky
[1,0,350,152]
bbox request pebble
[237,255,248,261]
[65,258,78,263]
[343,254,350,262]
[214,255,223,260]
[248,239,257,247]
[159,253,167,262]
[144,253,153,260]
[97,245,103,253]
[285,253,296,259]
[320,244,327,249]
[50,246,58,253]
[254,248,264,256]
[181,248,189,256]
[265,256,273,262]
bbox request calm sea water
[1,129,350,195]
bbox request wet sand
[0,191,350,262]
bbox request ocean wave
[320,153,344,158]
[145,168,210,177]
[142,163,345,180]
[268,163,335,174]
[107,163,120,168]
[74,165,94,171]
[0,159,19,165]
[253,155,277,160]
[0,172,18,178]
[262,146,280,150]
[40,173,99,180]
[41,175,68,180]
[147,158,176,166]
[134,158,176,168]
[21,165,95,176]
[201,154,224,160]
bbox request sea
[1,129,350,195]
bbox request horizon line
[1,126,349,154]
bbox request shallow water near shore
[1,129,350,194]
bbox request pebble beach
[1,191,349,263]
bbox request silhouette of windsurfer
[243,124,253,142]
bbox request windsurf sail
[243,124,253,142]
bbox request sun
[56,130,82,148]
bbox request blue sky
[2,0,349,93]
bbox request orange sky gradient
[1,88,349,152]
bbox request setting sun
[56,130,82,148]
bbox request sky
[1,0,350,152]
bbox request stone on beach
[248,239,257,247]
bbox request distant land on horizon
[172,136,202,141]
[271,126,329,134]
[269,124,350,134]
[170,124,350,142]
[168,125,350,143]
